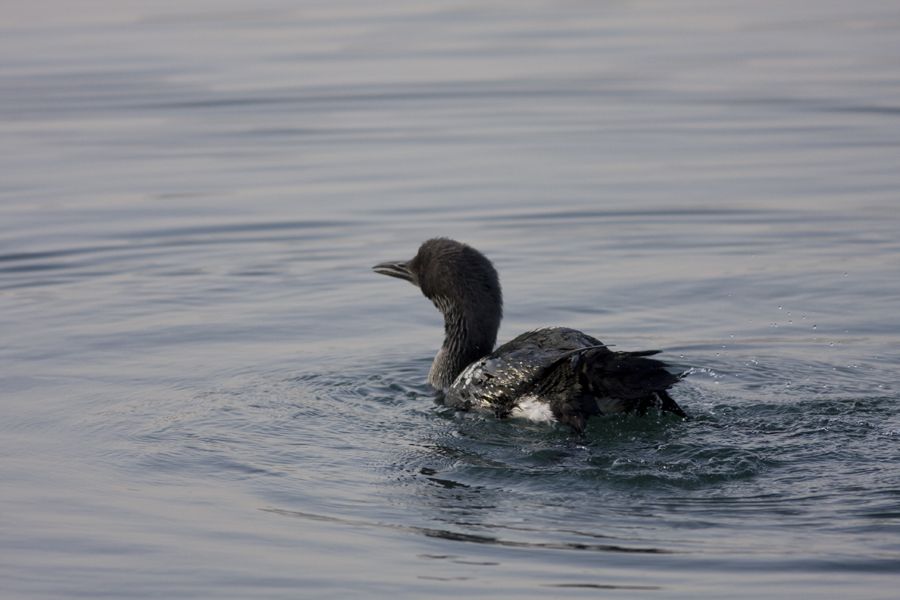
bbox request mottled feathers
[446,327,686,433]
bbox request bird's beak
[372,260,417,285]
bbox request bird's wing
[444,327,609,415]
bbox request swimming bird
[373,238,686,433]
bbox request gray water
[2,1,900,598]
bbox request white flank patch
[510,395,555,423]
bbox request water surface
[2,1,900,598]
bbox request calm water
[2,1,900,598]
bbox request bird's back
[445,326,685,432]
[444,327,606,413]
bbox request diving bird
[373,238,686,433]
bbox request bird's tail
[655,389,688,419]
[576,347,688,418]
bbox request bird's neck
[427,297,498,390]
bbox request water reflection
[262,507,674,555]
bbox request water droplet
[778,305,783,310]
[812,324,817,330]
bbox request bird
[373,238,687,433]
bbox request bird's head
[373,238,502,317]
[374,238,503,386]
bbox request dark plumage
[373,238,686,433]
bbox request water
[2,1,900,597]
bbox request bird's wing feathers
[445,327,604,414]
[446,328,686,430]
